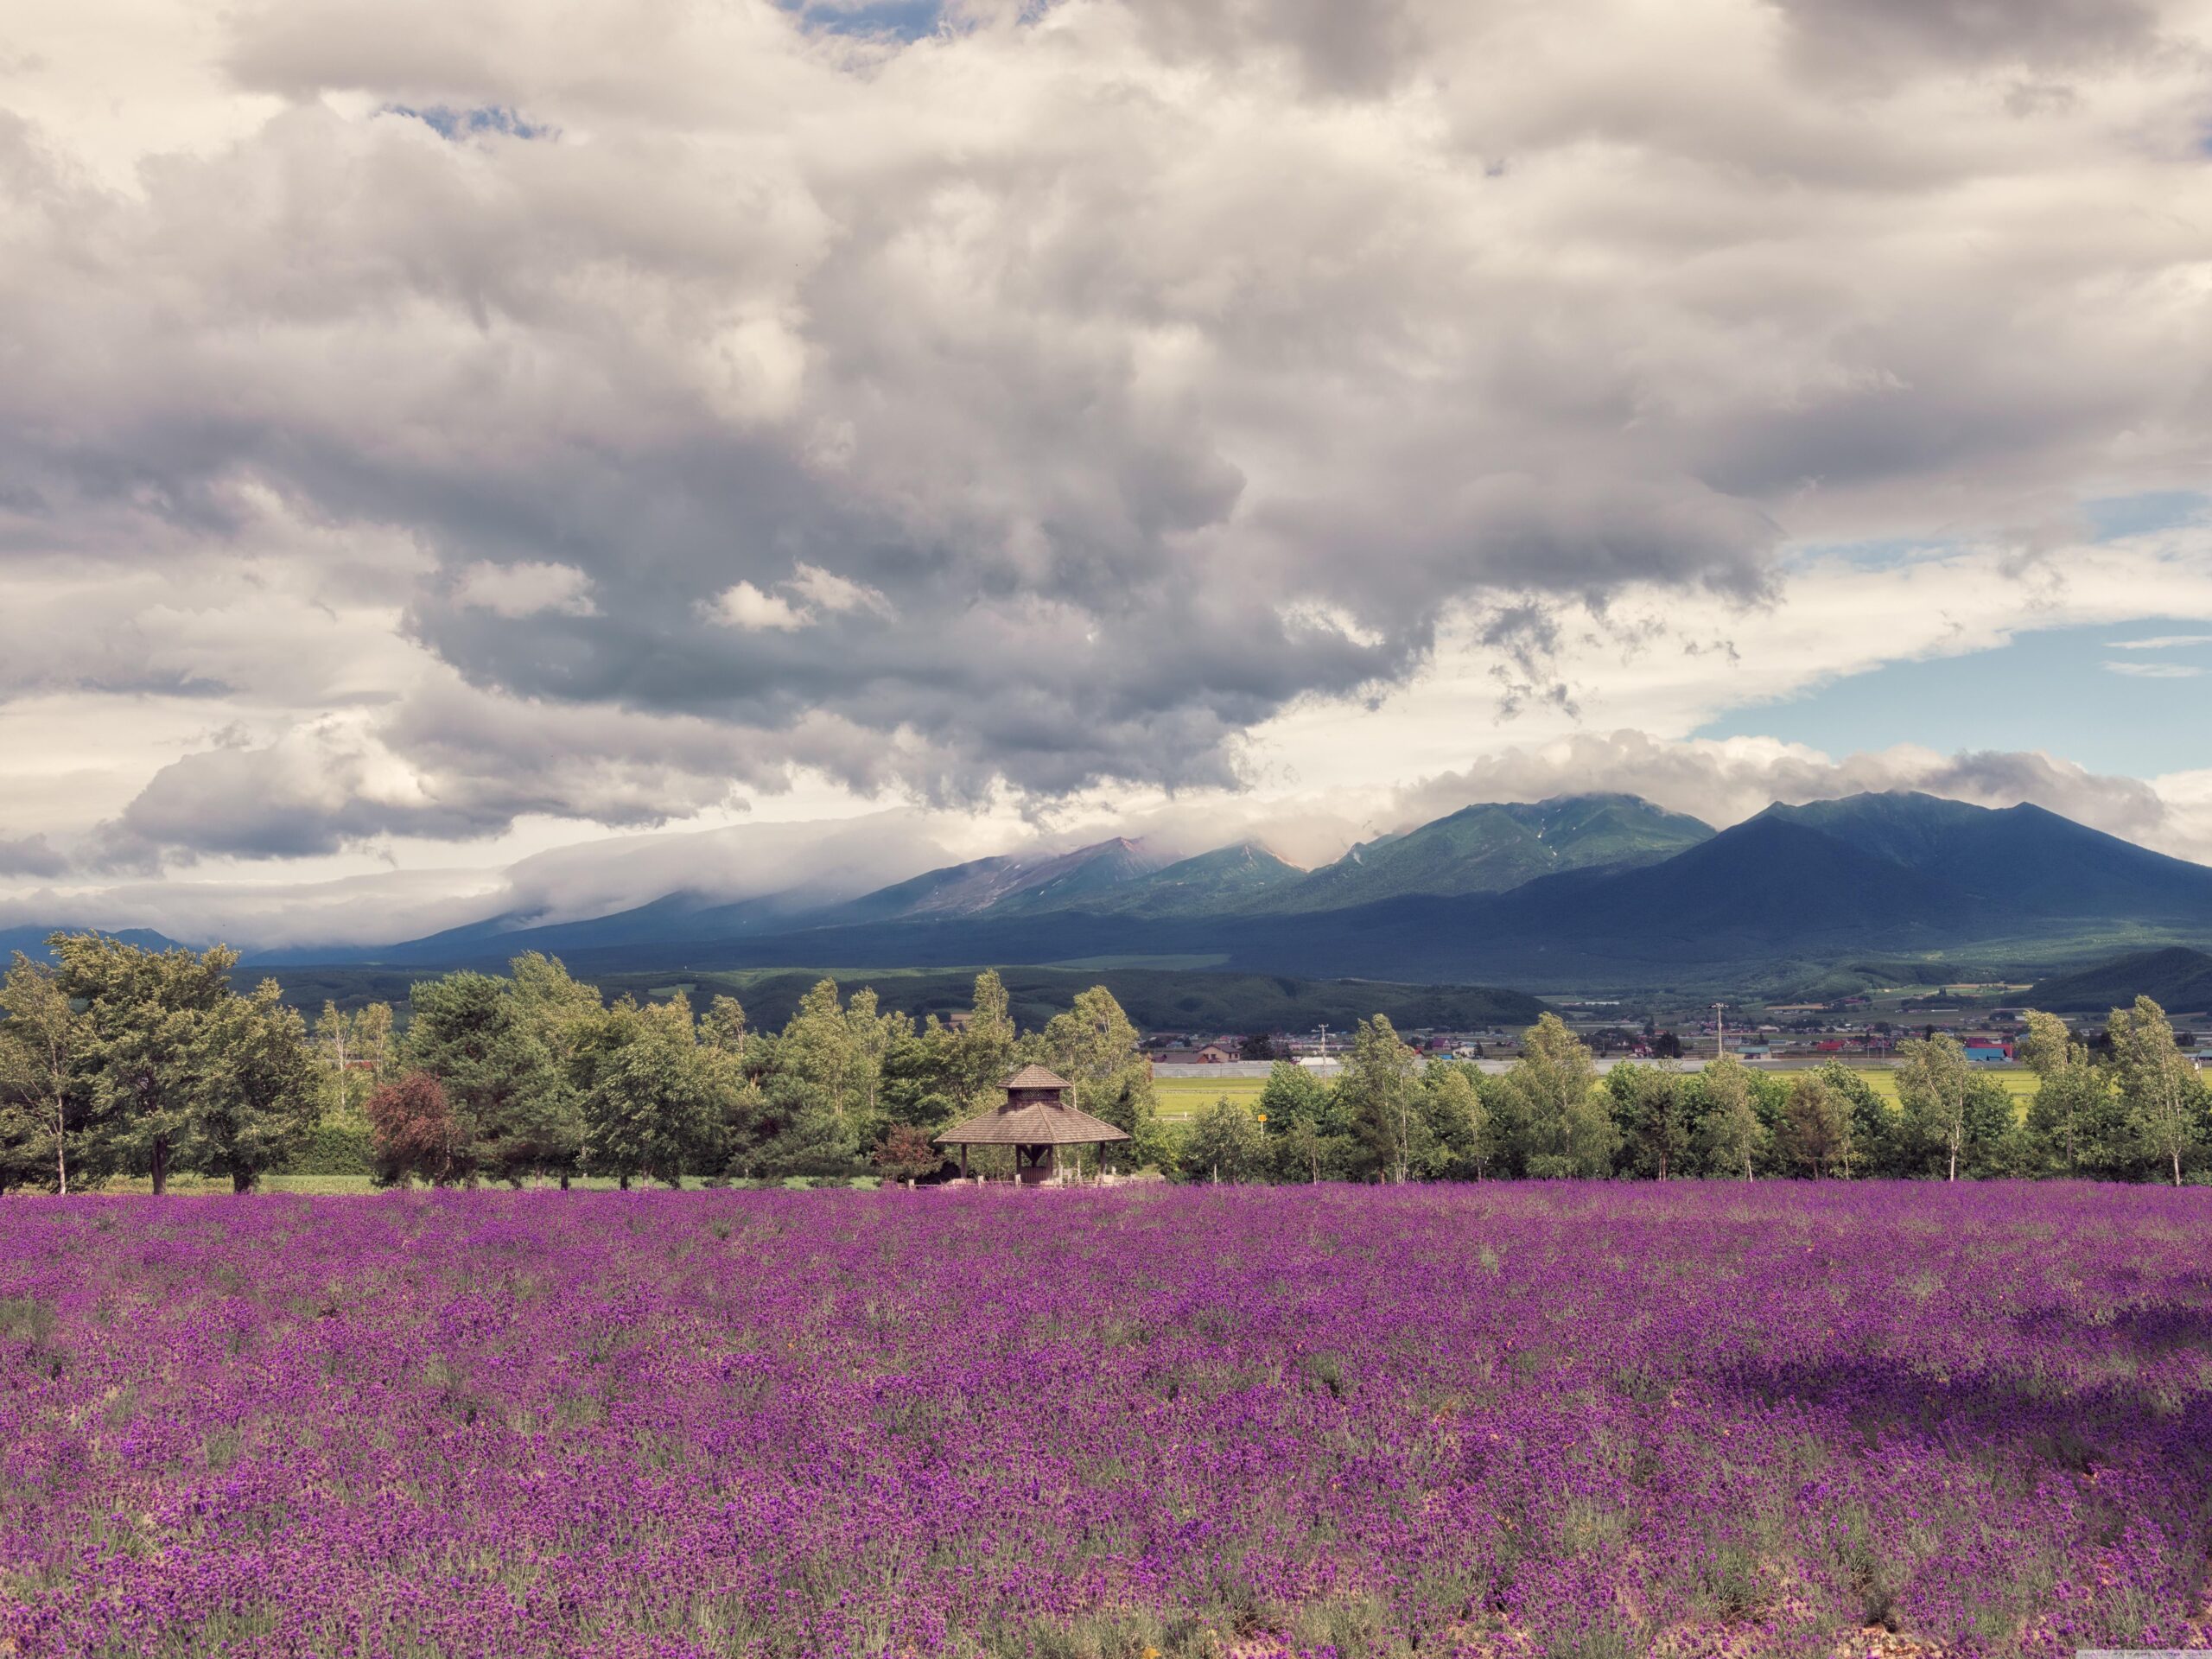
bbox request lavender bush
[2,1184,2208,1658]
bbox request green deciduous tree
[1605,1062,1688,1180]
[1421,1061,1494,1179]
[579,994,737,1187]
[1504,1014,1615,1179]
[751,978,911,1178]
[879,1020,964,1134]
[702,995,749,1056]
[314,1001,395,1112]
[2016,1009,2075,1081]
[1777,1071,1853,1179]
[1338,1014,1426,1183]
[1256,1061,1350,1182]
[2107,995,2202,1187]
[947,971,1017,1116]
[1812,1062,1893,1178]
[1694,1055,1765,1180]
[0,954,86,1194]
[2017,1008,2118,1176]
[1044,985,1158,1176]
[778,979,868,1127]
[1180,1096,1266,1183]
[302,1000,393,1177]
[1896,1033,1977,1182]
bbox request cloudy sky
[4,0,2212,947]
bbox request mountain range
[226,790,2212,992]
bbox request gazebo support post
[960,1144,969,1182]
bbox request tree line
[0,936,1164,1192]
[1193,1003,2210,1186]
[1,933,2205,1192]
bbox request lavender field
[3,1186,2209,1659]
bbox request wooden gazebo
[934,1065,1131,1184]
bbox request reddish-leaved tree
[872,1124,944,1184]
[365,1071,474,1186]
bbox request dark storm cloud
[0,836,69,879]
[1772,0,2159,79]
[1118,0,1429,97]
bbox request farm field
[1154,1066,2044,1122]
[5,1188,2209,1657]
[1152,1073,1268,1119]
[1841,1067,2041,1105]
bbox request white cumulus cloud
[450,561,598,619]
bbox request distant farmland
[1153,1063,2047,1121]
[1153,1073,1268,1119]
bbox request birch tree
[1506,1014,1613,1179]
[1897,1033,1975,1182]
[2108,995,2200,1188]
[0,954,84,1193]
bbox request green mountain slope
[2026,947,2212,1014]
[1073,842,1306,917]
[1257,793,1713,913]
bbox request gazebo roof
[934,1064,1130,1147]
[934,1099,1132,1146]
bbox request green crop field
[1154,1075,1268,1120]
[1841,1066,2041,1105]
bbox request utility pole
[1713,1003,1726,1062]
[1313,1022,1332,1058]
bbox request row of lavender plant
[3,1184,2208,1657]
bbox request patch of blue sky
[1694,617,2212,778]
[385,105,553,142]
[781,0,945,40]
[1777,492,2207,573]
[1776,535,1952,573]
[2080,490,2208,542]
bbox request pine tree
[184,980,321,1192]
[404,970,578,1186]
[53,935,242,1195]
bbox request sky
[3,0,2212,948]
